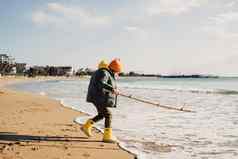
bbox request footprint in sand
[31,146,39,151]
[82,152,90,158]
[61,128,75,132]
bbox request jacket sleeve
[97,70,114,92]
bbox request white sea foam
[39,91,46,96]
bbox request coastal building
[45,66,72,76]
[15,63,27,74]
[0,54,15,75]
[0,54,15,64]
[56,66,72,76]
[27,66,72,77]
[75,68,94,76]
[0,53,73,76]
[0,54,27,75]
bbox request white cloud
[32,11,47,24]
[32,3,111,29]
[47,3,65,12]
[146,0,205,16]
[124,26,140,31]
[202,11,238,38]
[32,11,64,25]
[225,1,237,7]
[123,26,149,40]
[209,11,238,24]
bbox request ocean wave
[120,85,238,95]
[183,89,238,95]
[215,89,238,95]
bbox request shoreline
[0,76,137,159]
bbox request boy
[82,59,122,143]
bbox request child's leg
[91,104,105,123]
[103,107,112,128]
[92,113,104,123]
[92,105,112,128]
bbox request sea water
[10,77,238,159]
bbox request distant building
[56,66,72,76]
[0,54,15,75]
[0,54,15,64]
[0,54,8,63]
[26,66,72,77]
[15,63,27,74]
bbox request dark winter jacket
[86,68,117,107]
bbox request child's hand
[112,89,119,95]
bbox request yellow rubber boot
[81,119,94,137]
[103,128,118,143]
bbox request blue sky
[1,0,238,75]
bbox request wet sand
[0,77,136,159]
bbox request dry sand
[0,77,136,159]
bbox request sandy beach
[0,77,136,159]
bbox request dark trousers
[92,104,112,128]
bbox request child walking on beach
[81,59,122,143]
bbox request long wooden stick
[118,93,196,113]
